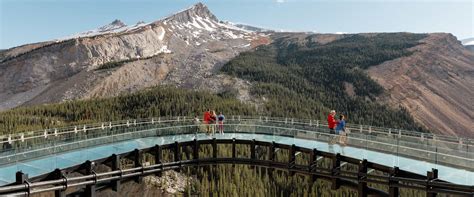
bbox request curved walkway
[0,132,472,186]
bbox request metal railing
[0,116,472,171]
[0,138,472,197]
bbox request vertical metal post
[251,140,256,160]
[174,141,181,172]
[15,171,29,195]
[289,144,296,176]
[269,141,276,179]
[212,138,218,159]
[232,138,236,159]
[133,149,143,183]
[193,139,199,160]
[358,159,368,197]
[232,138,236,168]
[331,153,341,190]
[269,141,276,162]
[15,171,28,184]
[111,154,120,192]
[53,169,66,197]
[154,145,162,177]
[427,169,438,197]
[389,167,399,197]
[84,161,96,197]
[309,148,318,182]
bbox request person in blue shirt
[335,114,347,145]
[217,112,225,134]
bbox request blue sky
[0,0,472,49]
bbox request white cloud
[275,0,285,3]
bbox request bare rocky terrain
[368,33,474,137]
[0,3,268,110]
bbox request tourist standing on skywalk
[210,110,217,135]
[327,110,338,134]
[336,114,347,145]
[193,115,201,134]
[203,109,212,134]
[328,110,338,144]
[217,112,225,134]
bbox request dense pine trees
[0,86,256,134]
[222,33,428,131]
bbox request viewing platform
[0,116,472,196]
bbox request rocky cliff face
[368,33,474,137]
[0,3,269,110]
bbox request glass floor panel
[0,133,472,186]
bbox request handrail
[1,123,471,163]
[0,118,472,172]
[1,116,472,145]
[0,139,472,197]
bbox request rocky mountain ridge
[368,33,474,137]
[0,3,269,110]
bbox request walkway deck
[1,132,472,186]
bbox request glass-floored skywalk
[0,117,472,187]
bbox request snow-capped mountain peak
[97,19,126,32]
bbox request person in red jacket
[327,110,338,144]
[203,109,211,134]
[327,110,338,134]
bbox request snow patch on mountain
[157,26,166,40]
[56,20,151,41]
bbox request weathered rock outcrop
[368,33,474,137]
[0,3,268,110]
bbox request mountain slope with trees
[222,33,428,131]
